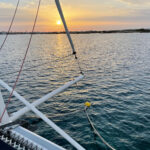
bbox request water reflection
[0,33,150,150]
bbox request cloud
[119,0,150,5]
[0,2,14,8]
[0,0,150,31]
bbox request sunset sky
[0,0,150,32]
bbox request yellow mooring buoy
[85,102,91,107]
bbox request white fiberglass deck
[10,125,65,150]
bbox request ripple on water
[0,33,150,150]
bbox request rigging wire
[0,0,42,123]
[84,105,116,150]
[0,0,84,123]
[74,54,84,75]
[0,0,20,52]
[55,0,84,75]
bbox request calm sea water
[0,33,150,150]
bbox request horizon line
[0,28,150,34]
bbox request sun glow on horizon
[56,20,62,25]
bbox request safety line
[0,0,42,123]
[0,0,20,52]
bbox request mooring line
[84,102,116,150]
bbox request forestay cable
[0,0,20,52]
[0,0,42,123]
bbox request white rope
[85,107,116,150]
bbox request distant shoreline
[0,29,150,34]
